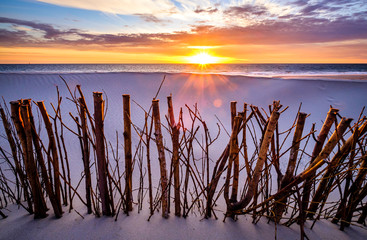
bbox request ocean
[0,64,366,77]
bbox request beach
[2,0,367,238]
[1,72,367,240]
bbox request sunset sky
[1,0,367,63]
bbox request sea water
[0,63,366,77]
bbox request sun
[187,52,220,65]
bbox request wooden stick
[79,98,92,214]
[307,118,364,218]
[145,112,154,216]
[0,107,32,213]
[37,101,63,213]
[239,117,351,216]
[272,112,307,222]
[333,152,367,224]
[20,102,48,218]
[301,108,338,219]
[26,99,63,218]
[225,116,242,215]
[230,102,240,204]
[242,103,251,183]
[123,94,133,212]
[167,95,181,217]
[229,108,280,211]
[93,92,112,216]
[152,99,169,218]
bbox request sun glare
[187,52,220,65]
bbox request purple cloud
[0,15,366,49]
[194,7,218,14]
[224,4,269,17]
[135,14,164,23]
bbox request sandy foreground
[0,72,367,240]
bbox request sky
[0,0,367,63]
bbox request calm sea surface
[0,64,366,77]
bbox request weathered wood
[1,107,32,213]
[301,108,338,220]
[238,118,352,217]
[93,92,112,216]
[344,182,367,227]
[225,116,242,212]
[242,103,251,182]
[123,94,133,212]
[26,99,63,218]
[167,95,181,217]
[53,111,68,206]
[205,145,230,218]
[332,152,367,225]
[229,107,280,211]
[230,102,240,204]
[37,101,62,213]
[333,127,359,230]
[20,102,48,219]
[145,112,154,216]
[272,112,307,222]
[77,85,95,134]
[307,118,365,219]
[10,101,28,167]
[10,101,34,214]
[79,98,92,214]
[152,99,169,218]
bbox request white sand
[1,72,367,239]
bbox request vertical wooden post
[10,101,28,168]
[25,100,62,218]
[37,101,62,213]
[1,107,33,212]
[152,99,169,218]
[20,101,48,218]
[93,92,112,216]
[79,98,92,214]
[229,105,280,211]
[230,101,239,203]
[123,94,133,212]
[225,116,242,208]
[167,95,181,217]
[145,112,154,216]
[272,112,307,222]
[230,101,237,128]
[10,100,35,214]
[242,103,251,179]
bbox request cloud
[224,4,269,17]
[0,17,79,39]
[1,15,367,49]
[291,0,310,7]
[135,14,164,23]
[194,7,218,14]
[296,0,365,16]
[37,0,177,16]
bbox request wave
[1,64,366,80]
